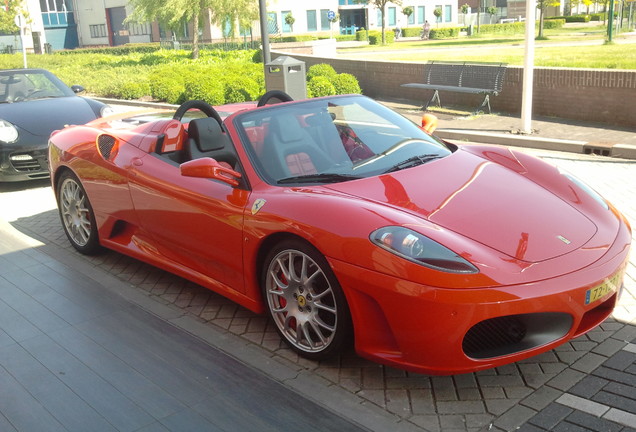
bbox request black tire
[261,239,352,360]
[56,171,101,255]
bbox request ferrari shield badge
[251,198,266,215]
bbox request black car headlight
[371,226,479,274]
[0,119,18,143]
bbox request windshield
[235,95,452,185]
[0,70,74,103]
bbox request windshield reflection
[235,95,452,185]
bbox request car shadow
[0,178,50,192]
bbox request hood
[0,97,99,136]
[326,149,597,263]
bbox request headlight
[0,119,18,143]
[100,105,115,117]
[559,168,608,210]
[371,226,479,274]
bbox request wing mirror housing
[180,158,242,187]
[421,113,438,134]
[71,85,85,94]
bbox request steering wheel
[256,90,294,107]
[173,99,223,127]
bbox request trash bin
[264,56,307,101]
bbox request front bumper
[331,222,631,375]
[0,140,50,182]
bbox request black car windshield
[0,70,74,103]
[234,95,452,185]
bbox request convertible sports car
[48,93,631,375]
[0,68,110,182]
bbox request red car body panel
[48,96,631,374]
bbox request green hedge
[550,15,591,22]
[335,34,357,42]
[590,13,605,21]
[368,30,395,45]
[429,27,461,39]
[542,19,565,29]
[307,64,338,81]
[402,27,422,37]
[305,63,362,98]
[478,22,525,35]
[271,35,318,43]
[356,30,368,41]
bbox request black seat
[185,117,237,168]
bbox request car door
[128,153,249,293]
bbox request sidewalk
[382,98,636,159]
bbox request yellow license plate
[585,272,622,305]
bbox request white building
[2,1,458,51]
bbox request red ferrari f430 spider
[48,92,631,375]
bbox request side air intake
[97,134,117,160]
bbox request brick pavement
[2,147,635,431]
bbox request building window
[320,9,330,31]
[307,10,317,32]
[128,23,151,36]
[89,24,107,38]
[267,12,279,34]
[435,5,442,23]
[445,5,452,22]
[417,6,425,24]
[40,0,72,12]
[388,7,396,26]
[407,6,415,25]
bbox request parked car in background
[0,68,110,182]
[48,94,631,375]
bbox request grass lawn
[338,24,636,69]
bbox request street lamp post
[520,0,537,134]
[259,0,271,63]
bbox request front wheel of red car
[262,240,352,360]
[57,171,101,255]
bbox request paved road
[0,184,379,431]
[1,141,635,431]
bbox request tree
[433,7,443,26]
[537,0,561,38]
[0,0,27,34]
[284,12,295,32]
[127,0,258,59]
[486,6,498,24]
[354,0,403,45]
[460,3,470,25]
[402,6,414,25]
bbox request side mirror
[180,158,242,187]
[71,85,85,94]
[421,113,438,134]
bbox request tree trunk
[381,7,386,44]
[191,2,201,59]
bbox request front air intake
[463,312,573,359]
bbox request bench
[402,61,507,113]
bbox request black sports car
[0,68,110,182]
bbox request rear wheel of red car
[57,171,101,255]
[262,240,352,360]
